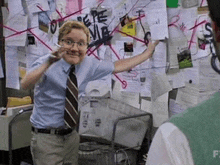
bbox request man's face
[59,28,88,65]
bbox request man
[146,1,220,165]
[21,20,159,165]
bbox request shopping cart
[79,112,153,165]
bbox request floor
[0,146,33,165]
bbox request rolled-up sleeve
[27,54,50,74]
[92,59,114,81]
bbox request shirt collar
[60,58,71,73]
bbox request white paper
[56,0,67,17]
[117,42,167,94]
[167,70,185,89]
[140,99,152,113]
[199,56,220,92]
[175,83,200,108]
[112,81,140,108]
[150,42,167,68]
[113,0,133,20]
[147,9,169,40]
[83,0,97,9]
[140,68,166,97]
[4,0,28,46]
[198,91,216,104]
[132,0,166,10]
[5,15,28,46]
[8,0,25,15]
[27,12,39,28]
[151,92,169,127]
[139,69,153,97]
[120,70,142,93]
[183,66,200,85]
[130,0,168,40]
[25,0,50,14]
[134,42,167,69]
[114,39,143,93]
[151,72,172,101]
[5,46,20,89]
[17,46,27,60]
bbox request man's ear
[213,21,220,42]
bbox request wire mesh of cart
[78,141,137,165]
[79,112,153,165]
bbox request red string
[28,29,52,51]
[168,15,180,28]
[109,44,121,60]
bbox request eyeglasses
[61,39,88,49]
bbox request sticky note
[121,21,136,37]
[167,0,179,8]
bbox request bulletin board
[0,2,6,107]
[0,1,33,108]
[1,0,220,127]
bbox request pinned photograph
[177,48,193,69]
[27,34,35,45]
[124,42,134,52]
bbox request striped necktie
[64,65,78,128]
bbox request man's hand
[48,47,66,64]
[145,40,160,58]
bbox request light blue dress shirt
[29,54,114,129]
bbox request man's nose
[70,43,79,50]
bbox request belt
[32,126,73,136]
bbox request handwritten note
[147,9,169,40]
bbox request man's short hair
[58,20,91,44]
[207,0,220,27]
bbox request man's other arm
[113,40,159,74]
